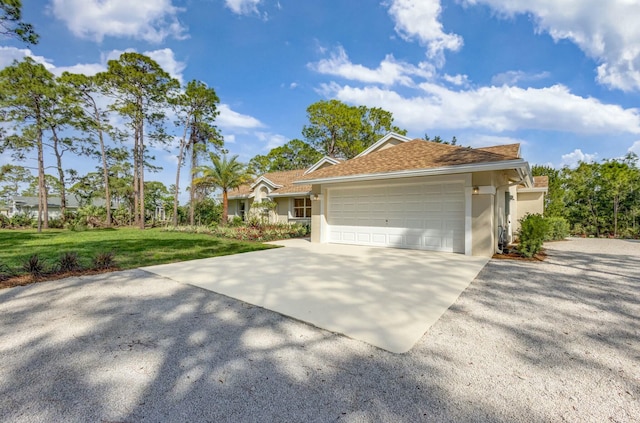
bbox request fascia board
[295,159,528,185]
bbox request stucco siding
[472,194,494,257]
[515,191,545,233]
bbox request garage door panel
[328,182,466,253]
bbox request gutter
[294,159,529,185]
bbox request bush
[48,217,64,229]
[0,262,13,281]
[22,254,47,277]
[545,217,570,241]
[10,213,34,228]
[57,252,82,272]
[93,251,116,270]
[518,213,549,258]
[228,216,244,227]
[0,214,9,228]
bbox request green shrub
[518,213,549,258]
[48,217,64,229]
[229,216,244,227]
[545,217,570,241]
[10,213,34,228]
[0,214,9,228]
[0,262,13,281]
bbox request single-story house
[7,195,108,219]
[229,133,547,257]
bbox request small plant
[93,251,116,270]
[517,213,549,258]
[57,252,81,272]
[22,254,46,277]
[0,262,13,281]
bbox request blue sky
[2,0,640,198]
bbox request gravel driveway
[0,238,638,422]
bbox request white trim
[250,176,282,190]
[354,132,412,158]
[320,187,328,243]
[517,187,548,193]
[297,159,529,185]
[268,192,311,198]
[304,156,341,175]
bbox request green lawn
[0,227,275,275]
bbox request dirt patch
[0,267,118,290]
[492,249,547,262]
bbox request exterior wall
[471,194,494,257]
[514,191,545,233]
[275,198,290,223]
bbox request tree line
[533,154,640,238]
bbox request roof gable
[354,132,412,158]
[304,156,342,175]
[229,168,312,199]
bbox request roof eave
[268,192,311,198]
[294,159,530,185]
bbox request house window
[293,197,311,218]
[239,201,246,220]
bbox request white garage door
[327,182,465,253]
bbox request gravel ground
[0,238,638,422]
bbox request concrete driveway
[144,239,488,353]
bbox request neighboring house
[8,195,107,219]
[227,132,547,257]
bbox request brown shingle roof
[228,168,311,198]
[297,139,522,181]
[533,176,549,188]
[476,143,520,159]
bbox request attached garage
[326,180,466,253]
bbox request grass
[0,227,275,277]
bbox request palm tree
[193,153,250,224]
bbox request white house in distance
[227,133,547,257]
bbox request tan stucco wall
[472,194,494,257]
[515,191,545,233]
[310,198,321,243]
[275,198,290,223]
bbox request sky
[2,0,640,199]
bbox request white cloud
[217,104,264,129]
[51,0,187,43]
[491,70,551,86]
[442,73,469,86]
[255,131,287,150]
[225,0,262,16]
[289,82,298,89]
[320,82,640,135]
[560,149,597,168]
[144,48,186,84]
[308,46,434,86]
[386,0,463,62]
[629,141,640,156]
[0,46,55,70]
[224,134,236,144]
[464,0,640,91]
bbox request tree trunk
[138,120,145,230]
[133,125,140,227]
[174,117,189,226]
[51,127,67,222]
[37,125,48,231]
[92,97,112,226]
[222,189,228,224]
[189,125,198,226]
